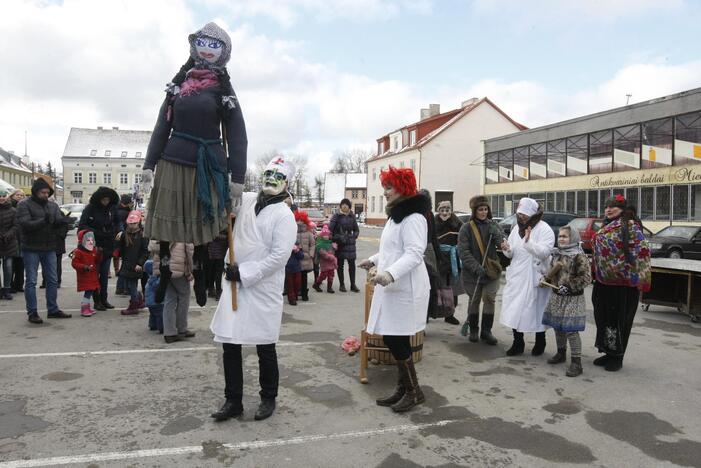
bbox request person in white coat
[499,198,554,357]
[209,156,297,422]
[359,166,430,413]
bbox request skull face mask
[262,168,288,196]
[437,201,452,221]
[82,231,95,252]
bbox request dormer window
[378,142,384,154]
[121,151,127,158]
[135,152,142,158]
[104,150,111,157]
[410,130,417,146]
[90,149,97,156]
[393,135,400,151]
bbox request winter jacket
[15,179,65,252]
[71,246,102,292]
[435,214,463,247]
[296,221,315,272]
[149,240,195,279]
[79,187,119,252]
[208,232,228,260]
[285,246,305,273]
[54,210,70,255]
[116,229,149,279]
[143,85,248,184]
[547,252,591,296]
[329,212,359,260]
[317,242,338,272]
[457,218,504,292]
[0,201,18,258]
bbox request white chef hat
[265,156,296,181]
[516,197,539,217]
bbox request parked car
[567,217,654,254]
[648,225,701,259]
[60,203,85,231]
[302,208,328,231]
[455,212,471,224]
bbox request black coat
[329,212,359,260]
[15,179,66,252]
[0,201,18,257]
[79,187,119,252]
[117,230,149,279]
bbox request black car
[648,226,701,259]
[497,212,579,267]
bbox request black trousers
[336,257,356,287]
[222,343,279,402]
[383,335,412,361]
[206,259,225,291]
[11,256,24,291]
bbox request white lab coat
[367,213,429,336]
[210,193,297,345]
[499,220,554,332]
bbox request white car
[60,203,85,230]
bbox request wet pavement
[1,226,701,467]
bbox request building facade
[483,87,701,232]
[0,148,33,192]
[365,99,526,225]
[322,172,366,217]
[61,127,151,204]
[344,173,366,217]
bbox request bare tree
[313,174,324,207]
[330,148,373,174]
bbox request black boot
[254,399,276,421]
[604,356,623,372]
[391,357,425,413]
[155,260,171,304]
[327,284,335,294]
[548,348,567,364]
[211,400,243,421]
[193,268,207,307]
[593,354,610,366]
[339,283,347,293]
[376,364,405,407]
[506,329,525,356]
[312,283,323,293]
[350,284,360,293]
[532,331,546,356]
[301,289,309,301]
[445,315,460,325]
[567,357,583,377]
[468,314,479,342]
[93,296,106,311]
[479,314,498,345]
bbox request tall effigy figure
[142,22,247,305]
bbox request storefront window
[529,192,545,206]
[589,130,613,174]
[546,192,555,212]
[547,139,566,178]
[566,191,575,213]
[513,146,529,181]
[497,195,505,218]
[587,190,598,217]
[691,185,701,221]
[675,111,701,165]
[485,152,498,184]
[625,187,639,212]
[575,191,586,215]
[656,186,670,221]
[567,135,588,176]
[498,150,513,182]
[640,187,654,220]
[613,124,641,171]
[642,118,673,169]
[529,143,547,180]
[555,191,565,212]
[673,185,689,221]
[599,189,612,217]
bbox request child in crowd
[206,230,228,300]
[312,225,337,294]
[541,226,591,377]
[116,210,149,316]
[70,229,100,317]
[285,242,305,305]
[294,211,315,301]
[144,258,163,333]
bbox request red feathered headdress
[379,166,417,197]
[294,210,312,230]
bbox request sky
[1,0,700,179]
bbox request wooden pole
[228,214,238,311]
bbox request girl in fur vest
[541,226,591,377]
[116,211,149,316]
[294,210,315,301]
[71,230,101,317]
[312,225,337,293]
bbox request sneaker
[27,313,43,324]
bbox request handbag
[469,221,502,281]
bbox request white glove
[229,178,244,209]
[371,271,394,287]
[141,169,154,194]
[358,259,374,270]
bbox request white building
[365,98,526,225]
[322,172,367,217]
[61,127,151,204]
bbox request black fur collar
[388,193,431,223]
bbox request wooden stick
[228,214,238,311]
[539,279,559,289]
[437,231,460,240]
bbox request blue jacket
[285,248,305,273]
[144,260,162,308]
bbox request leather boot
[593,354,609,366]
[254,399,276,421]
[468,314,479,342]
[531,331,546,356]
[327,284,335,294]
[566,357,583,377]
[312,283,323,293]
[548,348,567,364]
[93,297,106,311]
[391,357,425,412]
[506,329,525,356]
[376,364,405,407]
[604,356,623,372]
[211,400,243,421]
[301,289,309,301]
[479,314,498,345]
[193,268,207,307]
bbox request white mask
[194,36,224,64]
[262,168,288,196]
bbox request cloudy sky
[1,0,700,178]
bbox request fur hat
[469,195,491,219]
[379,166,417,197]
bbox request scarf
[552,227,584,257]
[593,216,651,292]
[254,191,290,216]
[315,237,332,263]
[180,69,220,97]
[517,208,543,238]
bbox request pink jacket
[318,245,337,272]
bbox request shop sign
[589,172,665,188]
[673,167,701,183]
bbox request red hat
[294,210,310,224]
[379,166,417,197]
[77,229,93,243]
[126,210,142,224]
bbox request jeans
[98,250,113,302]
[23,250,58,315]
[1,257,13,289]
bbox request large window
[119,173,128,185]
[74,172,82,184]
[371,196,375,213]
[567,135,588,176]
[103,173,111,184]
[673,185,689,221]
[640,187,654,220]
[575,191,586,215]
[599,189,612,217]
[498,150,513,182]
[587,190,599,217]
[642,118,673,168]
[546,192,555,212]
[625,187,639,213]
[589,130,613,173]
[691,185,701,221]
[529,143,547,180]
[675,111,701,165]
[547,139,566,178]
[513,146,529,181]
[656,186,670,221]
[565,191,575,213]
[485,152,499,184]
[88,172,96,184]
[613,124,641,171]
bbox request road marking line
[0,305,217,314]
[0,341,336,359]
[0,419,460,468]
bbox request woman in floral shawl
[592,195,651,372]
